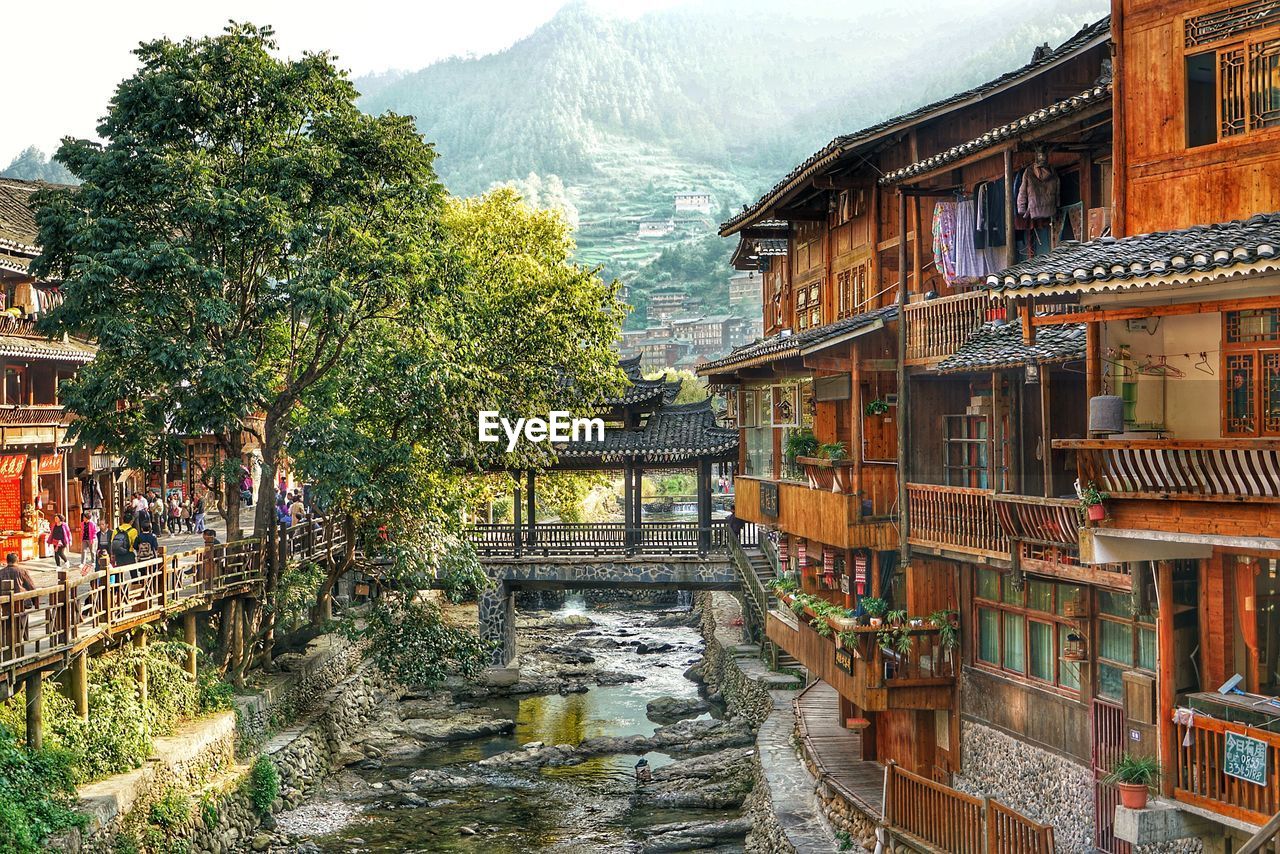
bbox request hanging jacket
[1017,165,1060,220]
[81,476,104,510]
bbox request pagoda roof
[554,398,738,465]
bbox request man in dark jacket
[0,552,37,655]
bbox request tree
[0,147,77,184]
[32,23,446,542]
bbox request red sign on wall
[0,455,27,480]
[37,454,62,475]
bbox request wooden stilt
[184,611,198,677]
[133,630,148,706]
[25,672,43,751]
[1157,560,1175,798]
[69,653,88,720]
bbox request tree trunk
[252,410,288,669]
[224,431,244,540]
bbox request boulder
[646,695,711,724]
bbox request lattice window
[1250,38,1280,128]
[1265,351,1280,434]
[1226,307,1280,342]
[1223,46,1248,137]
[836,263,868,319]
[1225,352,1257,434]
[1187,1,1280,47]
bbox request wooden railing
[1174,715,1280,825]
[991,494,1083,548]
[0,517,348,678]
[883,763,1054,854]
[465,520,732,558]
[904,290,990,365]
[1054,439,1280,502]
[906,483,1010,559]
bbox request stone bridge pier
[477,555,737,667]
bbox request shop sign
[834,646,854,676]
[1225,731,1268,786]
[0,455,26,479]
[759,481,778,518]
[37,453,62,475]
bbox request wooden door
[1092,698,1131,854]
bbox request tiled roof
[0,406,69,426]
[555,398,738,464]
[698,305,898,374]
[601,356,679,408]
[720,17,1110,236]
[756,239,788,256]
[0,178,43,252]
[936,319,1086,373]
[0,332,96,364]
[985,212,1280,295]
[880,82,1112,185]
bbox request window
[744,427,773,478]
[1095,589,1156,702]
[943,414,990,488]
[972,568,1084,694]
[836,263,868,320]
[1183,10,1280,147]
[1223,310,1280,435]
[795,283,821,330]
[3,366,24,407]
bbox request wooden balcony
[766,605,955,712]
[1053,439,1280,502]
[906,483,1010,561]
[735,475,897,551]
[904,291,990,366]
[992,493,1132,588]
[1174,714,1280,825]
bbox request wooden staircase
[728,532,804,680]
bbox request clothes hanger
[1136,355,1185,378]
[1194,352,1215,375]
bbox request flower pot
[868,617,882,628]
[1087,503,1106,522]
[1116,782,1149,810]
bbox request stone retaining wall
[798,750,878,851]
[696,592,772,729]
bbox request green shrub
[149,788,190,830]
[247,755,279,814]
[198,793,219,829]
[0,725,85,852]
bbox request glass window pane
[1058,629,1081,691]
[1138,627,1156,671]
[978,607,999,664]
[1027,580,1054,613]
[1029,621,1054,682]
[976,569,998,601]
[1100,619,1134,666]
[1001,577,1022,605]
[1056,584,1083,617]
[1003,612,1025,673]
[1098,663,1124,700]
[1097,589,1131,618]
[1226,352,1256,434]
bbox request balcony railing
[1174,714,1280,825]
[465,520,738,558]
[906,483,1009,559]
[1053,439,1280,502]
[991,494,1082,548]
[904,291,989,365]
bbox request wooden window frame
[1094,589,1156,702]
[972,568,1084,699]
[1222,309,1280,436]
[1183,12,1280,147]
[3,364,27,407]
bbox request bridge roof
[554,398,738,465]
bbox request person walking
[134,493,152,534]
[48,513,71,567]
[150,493,166,538]
[0,552,36,656]
[193,493,206,534]
[109,514,138,568]
[180,497,192,533]
[80,512,98,567]
[168,494,182,535]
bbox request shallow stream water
[295,596,737,853]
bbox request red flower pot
[1117,782,1149,810]
[1087,503,1106,522]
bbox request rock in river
[646,695,711,724]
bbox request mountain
[357,0,1109,328]
[1,147,78,185]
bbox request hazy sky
[1,0,684,163]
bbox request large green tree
[32,23,446,539]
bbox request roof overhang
[1080,527,1280,565]
[799,317,885,356]
[991,258,1280,300]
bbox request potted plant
[831,607,859,633]
[864,398,890,417]
[1105,754,1159,810]
[784,429,819,462]
[1080,481,1110,522]
[817,442,848,461]
[861,596,887,627]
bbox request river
[285,597,742,853]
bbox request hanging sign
[855,552,868,596]
[840,574,850,595]
[797,539,806,567]
[759,480,779,518]
[777,534,788,566]
[1225,731,1268,786]
[834,646,854,676]
[0,455,26,480]
[37,453,62,475]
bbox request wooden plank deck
[794,680,885,818]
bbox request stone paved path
[756,684,842,853]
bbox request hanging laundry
[1017,153,1060,220]
[1012,167,1031,230]
[931,201,959,285]
[954,198,987,280]
[981,177,1006,248]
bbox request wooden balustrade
[1175,716,1280,824]
[883,763,1054,854]
[906,483,1010,559]
[991,494,1083,548]
[1054,439,1280,502]
[465,520,731,557]
[904,290,990,365]
[0,517,346,677]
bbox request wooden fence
[906,483,1010,559]
[465,519,740,558]
[1175,715,1280,825]
[1054,439,1280,502]
[904,291,990,365]
[0,517,349,683]
[883,762,1054,854]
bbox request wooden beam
[1111,0,1127,237]
[774,206,826,221]
[183,612,198,678]
[803,354,853,372]
[896,190,910,557]
[1157,560,1176,798]
[811,175,865,190]
[69,653,88,719]
[1032,294,1280,327]
[1086,321,1102,400]
[134,629,148,707]
[1003,148,1016,270]
[25,672,42,751]
[1020,300,1036,345]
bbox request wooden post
[697,459,712,555]
[870,549,882,598]
[525,469,536,547]
[24,672,42,751]
[66,653,88,720]
[229,598,245,676]
[851,342,864,495]
[1020,299,1035,345]
[1157,559,1175,797]
[1040,370,1053,497]
[634,466,645,552]
[183,611,198,677]
[133,629,148,706]
[1111,0,1127,237]
[1003,147,1016,269]
[895,190,910,556]
[623,459,635,552]
[512,484,522,558]
[1086,320,1102,401]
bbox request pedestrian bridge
[465,520,755,664]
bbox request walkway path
[794,680,885,817]
[756,683,843,853]
[27,513,228,588]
